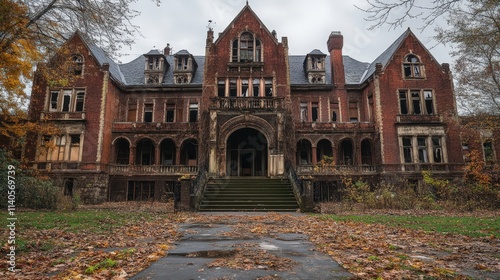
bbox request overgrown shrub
[0,148,59,210]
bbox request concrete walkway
[131,213,352,280]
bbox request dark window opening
[128,181,155,201]
[50,91,58,110]
[432,136,442,163]
[75,92,84,112]
[402,137,413,163]
[297,140,312,165]
[144,104,153,123]
[64,179,74,196]
[218,81,225,97]
[115,138,130,164]
[165,104,175,122]
[62,94,71,112]
[311,103,319,122]
[189,104,198,122]
[399,91,408,114]
[417,136,428,163]
[483,141,494,162]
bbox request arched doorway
[114,138,130,164]
[136,138,155,165]
[227,128,268,176]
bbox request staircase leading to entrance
[199,177,299,212]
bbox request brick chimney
[327,31,345,87]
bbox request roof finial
[246,0,249,5]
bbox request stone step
[199,177,299,212]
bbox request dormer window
[304,50,326,84]
[403,54,424,78]
[231,32,262,63]
[72,54,84,76]
[144,50,166,84]
[173,50,197,84]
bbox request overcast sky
[119,0,453,65]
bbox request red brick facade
[25,4,497,205]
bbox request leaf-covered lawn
[0,203,499,279]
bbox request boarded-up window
[127,104,137,122]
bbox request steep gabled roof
[359,28,411,83]
[213,4,278,45]
[68,32,127,85]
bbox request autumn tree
[358,0,500,118]
[0,0,159,152]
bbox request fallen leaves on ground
[1,204,498,279]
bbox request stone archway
[226,128,268,176]
[214,115,280,177]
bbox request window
[330,103,339,122]
[165,103,175,122]
[75,92,85,112]
[311,103,319,122]
[311,56,324,70]
[231,32,262,63]
[242,79,249,97]
[483,140,494,162]
[265,79,273,97]
[399,89,435,115]
[253,79,260,97]
[62,90,72,112]
[432,136,442,163]
[401,136,445,164]
[229,79,237,97]
[47,89,85,112]
[189,103,198,122]
[300,103,308,122]
[144,104,153,123]
[128,181,155,201]
[50,91,59,111]
[403,54,423,78]
[147,57,161,70]
[402,137,413,163]
[70,135,80,146]
[72,55,83,76]
[218,80,226,97]
[417,136,428,163]
[177,57,188,71]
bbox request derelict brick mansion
[26,4,466,210]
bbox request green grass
[0,210,155,233]
[322,214,500,238]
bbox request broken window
[330,103,339,122]
[62,90,72,112]
[399,91,408,114]
[432,136,442,163]
[411,91,421,114]
[483,140,494,162]
[399,89,434,115]
[143,104,153,123]
[189,103,198,122]
[75,92,85,112]
[403,54,423,78]
[417,136,428,163]
[177,57,188,71]
[50,91,59,111]
[402,137,413,163]
[264,79,273,97]
[424,90,434,114]
[253,79,260,97]
[242,79,249,97]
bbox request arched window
[231,32,262,63]
[403,54,423,78]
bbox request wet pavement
[131,213,352,280]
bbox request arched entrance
[227,128,268,176]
